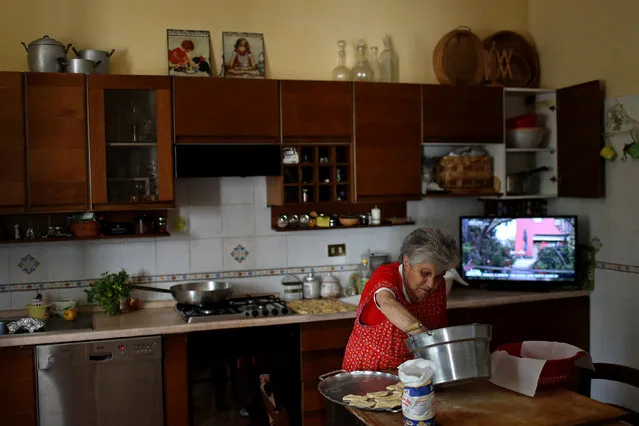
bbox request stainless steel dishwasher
[36,336,164,426]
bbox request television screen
[460,216,577,284]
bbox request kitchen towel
[490,341,594,397]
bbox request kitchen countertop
[0,288,589,348]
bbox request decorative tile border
[595,261,639,274]
[0,264,360,293]
[4,260,635,293]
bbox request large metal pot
[21,35,71,73]
[62,58,102,75]
[405,324,492,385]
[73,48,114,74]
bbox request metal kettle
[21,35,72,73]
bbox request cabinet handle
[89,353,113,361]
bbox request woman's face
[403,257,444,301]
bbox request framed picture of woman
[222,32,266,79]
[167,29,213,77]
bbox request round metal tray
[317,370,402,413]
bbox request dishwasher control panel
[121,340,160,358]
[37,336,162,368]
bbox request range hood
[175,144,281,178]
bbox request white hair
[399,228,460,273]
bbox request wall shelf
[271,222,415,232]
[506,148,555,153]
[423,191,501,198]
[0,232,171,244]
[479,194,558,200]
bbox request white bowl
[51,299,79,315]
[507,127,546,149]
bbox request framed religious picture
[222,31,266,79]
[167,29,213,77]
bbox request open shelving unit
[270,144,353,205]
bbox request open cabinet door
[557,80,604,198]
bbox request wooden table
[345,380,628,426]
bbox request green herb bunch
[85,270,131,315]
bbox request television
[459,216,577,291]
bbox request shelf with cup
[0,210,171,243]
[267,144,353,205]
[269,201,411,232]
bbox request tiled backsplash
[0,177,483,310]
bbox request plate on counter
[318,370,403,413]
[287,298,357,315]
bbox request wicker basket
[436,155,493,189]
[70,221,99,238]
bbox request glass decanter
[379,35,399,82]
[332,40,351,81]
[351,40,374,81]
[369,46,381,82]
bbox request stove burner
[175,295,292,323]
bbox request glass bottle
[369,46,381,82]
[332,40,351,81]
[379,35,399,82]
[351,40,374,82]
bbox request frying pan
[129,281,233,305]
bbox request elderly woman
[342,228,460,371]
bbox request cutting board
[347,380,627,426]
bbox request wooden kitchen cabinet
[163,334,189,426]
[557,80,604,198]
[354,82,422,202]
[281,80,352,142]
[0,72,27,213]
[173,77,279,143]
[0,345,37,426]
[26,73,88,212]
[422,84,503,143]
[88,75,174,210]
[300,319,354,426]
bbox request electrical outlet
[328,244,346,257]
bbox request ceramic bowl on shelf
[339,216,359,227]
[507,127,546,149]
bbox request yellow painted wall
[1,0,527,83]
[529,0,639,97]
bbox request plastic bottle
[359,258,371,294]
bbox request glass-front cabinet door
[88,75,174,210]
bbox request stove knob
[251,310,260,317]
[281,307,289,315]
[262,310,269,317]
[271,308,279,316]
[245,312,250,317]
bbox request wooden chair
[260,374,290,426]
[579,363,639,425]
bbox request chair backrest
[260,374,290,426]
[579,363,639,425]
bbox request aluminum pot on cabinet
[62,58,102,75]
[72,48,114,74]
[21,35,71,73]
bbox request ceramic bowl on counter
[339,216,359,227]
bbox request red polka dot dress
[342,262,447,372]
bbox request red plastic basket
[495,342,587,387]
[506,114,538,129]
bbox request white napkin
[490,341,594,397]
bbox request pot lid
[28,35,64,47]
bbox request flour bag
[398,358,436,425]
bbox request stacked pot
[21,35,114,75]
